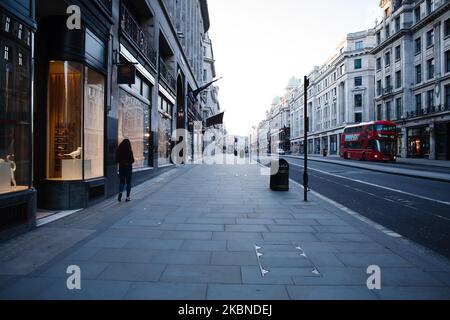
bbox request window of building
[426,29,434,47]
[446,85,450,108]
[415,64,422,84]
[395,16,401,32]
[427,90,434,108]
[355,113,362,123]
[386,75,392,90]
[385,24,390,38]
[354,76,362,87]
[157,95,173,166]
[427,58,435,80]
[118,90,151,169]
[354,94,362,108]
[446,50,450,73]
[355,41,363,50]
[395,70,402,89]
[354,59,362,70]
[376,57,382,71]
[414,6,421,23]
[396,98,403,119]
[385,51,391,66]
[445,19,450,38]
[0,37,32,194]
[377,80,382,96]
[376,32,381,45]
[395,45,401,61]
[46,61,105,180]
[377,104,382,121]
[415,93,422,113]
[426,0,433,14]
[4,16,10,32]
[415,37,422,54]
[386,101,392,121]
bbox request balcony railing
[120,3,157,68]
[159,58,176,91]
[97,0,112,13]
[406,104,450,118]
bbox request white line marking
[289,163,450,206]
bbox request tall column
[429,121,436,160]
[401,126,407,158]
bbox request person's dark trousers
[119,165,133,198]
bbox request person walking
[116,139,135,202]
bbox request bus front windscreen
[376,140,396,155]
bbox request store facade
[34,12,110,210]
[0,1,36,240]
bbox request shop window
[46,61,105,180]
[0,39,31,195]
[158,94,173,166]
[118,90,151,169]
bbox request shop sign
[118,64,136,85]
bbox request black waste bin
[270,159,289,191]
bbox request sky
[207,0,382,136]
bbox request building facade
[0,0,218,241]
[0,0,37,240]
[373,0,450,160]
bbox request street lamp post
[303,76,310,202]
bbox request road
[278,156,450,260]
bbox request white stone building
[289,30,377,155]
[373,0,450,160]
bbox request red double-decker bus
[340,121,397,162]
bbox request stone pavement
[0,157,450,300]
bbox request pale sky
[207,0,382,136]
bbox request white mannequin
[6,155,16,189]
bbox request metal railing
[120,3,157,68]
[159,58,176,91]
[406,104,450,118]
[97,0,112,13]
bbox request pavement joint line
[287,162,450,206]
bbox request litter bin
[270,159,289,191]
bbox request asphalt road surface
[279,156,450,260]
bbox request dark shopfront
[407,126,430,158]
[0,2,36,240]
[34,13,111,210]
[436,122,450,160]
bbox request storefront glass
[118,89,151,169]
[0,35,31,194]
[407,127,430,158]
[158,95,173,166]
[46,61,105,180]
[84,68,105,179]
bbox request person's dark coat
[116,139,135,166]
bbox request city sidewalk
[0,156,449,300]
[283,154,450,182]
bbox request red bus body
[340,121,397,162]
